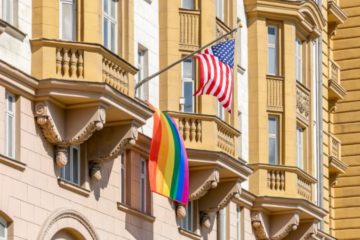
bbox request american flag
[194,39,235,113]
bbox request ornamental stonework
[296,87,310,123]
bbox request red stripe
[194,55,205,96]
[205,55,218,95]
[218,65,230,102]
[201,54,213,95]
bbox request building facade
[0,0,355,240]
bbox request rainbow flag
[147,102,189,204]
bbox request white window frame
[120,152,126,204]
[297,126,304,169]
[236,206,242,240]
[102,0,118,52]
[218,207,227,240]
[181,0,194,9]
[216,0,224,21]
[61,145,80,185]
[267,25,278,76]
[0,216,7,240]
[5,91,15,159]
[136,47,148,100]
[268,116,279,165]
[140,158,147,212]
[180,201,193,231]
[2,0,13,24]
[59,0,77,41]
[217,101,225,121]
[181,59,195,113]
[296,38,303,83]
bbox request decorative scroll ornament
[176,205,187,219]
[296,88,310,122]
[55,147,68,168]
[251,211,269,240]
[189,169,219,200]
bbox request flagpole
[135,24,241,90]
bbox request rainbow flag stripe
[148,103,189,204]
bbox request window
[297,126,304,169]
[218,207,227,240]
[103,0,117,52]
[182,59,195,113]
[60,0,76,41]
[216,0,224,21]
[180,201,193,231]
[236,207,242,240]
[1,0,13,24]
[268,25,278,75]
[136,47,149,100]
[60,146,80,185]
[295,38,302,83]
[181,0,194,9]
[268,116,279,165]
[120,152,126,204]
[0,217,6,240]
[140,158,147,212]
[5,92,15,159]
[218,101,225,120]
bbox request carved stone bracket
[86,122,138,163]
[296,86,310,124]
[189,168,219,200]
[35,101,106,146]
[287,221,318,240]
[199,181,241,212]
[270,213,299,240]
[251,211,270,240]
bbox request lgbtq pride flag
[147,102,189,204]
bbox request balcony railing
[31,39,137,97]
[330,135,341,160]
[329,59,340,84]
[267,76,284,112]
[251,164,317,201]
[179,9,200,51]
[168,111,240,158]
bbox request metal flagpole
[134,25,241,91]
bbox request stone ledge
[0,19,27,41]
[117,202,155,222]
[0,154,26,171]
[57,179,90,197]
[178,228,201,240]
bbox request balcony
[179,9,200,51]
[328,59,346,106]
[250,164,317,201]
[31,39,137,97]
[329,135,347,178]
[328,0,347,35]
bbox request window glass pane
[0,221,5,237]
[216,0,224,20]
[120,153,126,203]
[103,18,108,48]
[268,26,278,75]
[61,2,74,40]
[181,0,194,9]
[268,117,278,165]
[3,0,12,23]
[219,208,226,240]
[7,94,14,113]
[184,81,194,112]
[269,138,276,165]
[72,147,79,184]
[269,117,277,135]
[64,157,71,181]
[110,22,115,51]
[110,0,116,18]
[7,115,14,157]
[268,27,276,44]
[104,0,109,14]
[297,127,303,169]
[181,202,192,231]
[183,60,193,78]
[268,47,276,75]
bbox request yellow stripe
[161,113,175,195]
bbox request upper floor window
[182,59,195,113]
[120,152,126,204]
[1,0,13,25]
[218,101,225,121]
[136,47,149,100]
[0,216,7,240]
[59,0,76,41]
[295,38,303,83]
[296,126,304,169]
[268,25,278,76]
[216,0,224,21]
[268,116,279,165]
[60,145,80,185]
[181,0,194,9]
[180,201,193,231]
[140,158,147,212]
[218,207,227,240]
[103,0,117,52]
[5,91,15,159]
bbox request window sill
[0,154,26,171]
[117,202,155,222]
[57,179,90,197]
[178,228,201,240]
[0,19,26,41]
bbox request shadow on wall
[90,160,113,201]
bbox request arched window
[0,217,7,240]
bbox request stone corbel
[270,212,299,240]
[35,101,106,146]
[251,211,270,240]
[86,122,138,164]
[287,221,318,240]
[199,181,241,212]
[189,168,219,200]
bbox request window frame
[218,207,228,240]
[120,152,126,204]
[181,58,195,113]
[217,101,225,121]
[296,126,304,170]
[181,0,195,9]
[0,216,7,240]
[61,145,80,185]
[140,158,147,212]
[2,0,13,25]
[236,206,242,240]
[136,46,149,100]
[267,24,279,76]
[268,115,280,165]
[5,91,15,159]
[59,0,77,41]
[295,38,303,83]
[102,0,118,52]
[216,0,224,21]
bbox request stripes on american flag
[193,39,235,113]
